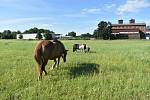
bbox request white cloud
[64,8,101,18]
[117,0,150,15]
[81,3,116,14]
[82,8,101,14]
[104,3,116,9]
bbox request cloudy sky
[0,0,150,35]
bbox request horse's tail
[34,45,43,66]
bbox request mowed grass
[0,39,150,100]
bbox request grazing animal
[34,40,68,79]
[73,44,90,52]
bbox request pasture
[0,40,150,100]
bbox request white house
[17,33,57,39]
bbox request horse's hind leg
[38,64,43,80]
[42,60,48,75]
[38,60,48,80]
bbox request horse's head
[62,50,68,62]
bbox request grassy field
[0,39,150,100]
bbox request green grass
[0,39,150,100]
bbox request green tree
[44,29,50,34]
[43,33,52,40]
[2,30,12,39]
[36,32,43,40]
[17,30,21,34]
[11,31,17,39]
[81,33,93,38]
[93,21,112,39]
[23,30,29,34]
[23,28,55,35]
[19,34,23,39]
[28,27,38,33]
[67,31,76,37]
[23,27,38,34]
[0,32,2,39]
[39,29,45,33]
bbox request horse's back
[35,40,66,60]
[34,40,53,59]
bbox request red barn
[112,19,146,39]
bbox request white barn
[17,34,37,39]
[16,33,56,39]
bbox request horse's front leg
[50,59,57,70]
[56,57,60,68]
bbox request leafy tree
[140,30,145,39]
[17,30,21,34]
[23,27,55,35]
[93,21,112,39]
[11,31,17,39]
[23,27,38,34]
[19,34,23,39]
[39,29,45,33]
[2,30,12,39]
[33,27,38,33]
[0,32,2,39]
[67,31,76,37]
[81,33,93,38]
[23,30,29,34]
[36,32,43,40]
[28,27,38,33]
[147,26,150,31]
[43,33,52,40]
[44,29,50,34]
[93,29,99,38]
[1,30,19,39]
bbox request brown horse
[34,40,68,79]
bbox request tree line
[66,21,112,40]
[0,27,55,39]
[0,30,21,39]
[0,21,115,40]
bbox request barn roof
[112,23,146,26]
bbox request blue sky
[0,0,150,35]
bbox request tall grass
[0,40,150,100]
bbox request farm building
[16,33,62,40]
[17,33,38,39]
[112,19,146,39]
